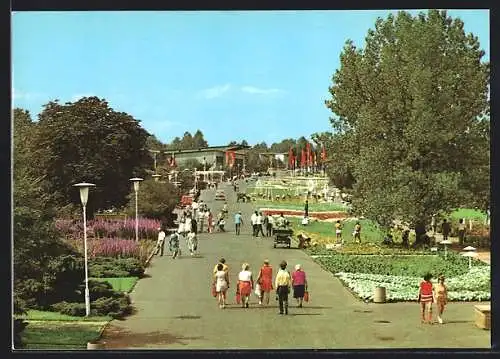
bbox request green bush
[92,296,131,318]
[89,257,144,278]
[50,301,87,317]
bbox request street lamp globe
[130,177,144,191]
[73,182,95,206]
[129,178,144,242]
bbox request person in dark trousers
[458,218,466,245]
[274,260,291,315]
[304,200,309,218]
[402,229,410,249]
[234,211,243,235]
[441,219,451,241]
[191,217,198,235]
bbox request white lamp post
[73,182,95,317]
[152,174,161,182]
[461,250,478,270]
[439,239,453,260]
[129,177,143,242]
[149,150,161,173]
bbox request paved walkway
[99,181,490,349]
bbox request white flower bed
[335,266,490,302]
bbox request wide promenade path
[99,181,490,349]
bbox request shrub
[89,257,145,278]
[50,301,87,317]
[91,296,131,318]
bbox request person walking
[207,210,214,234]
[263,214,269,237]
[250,211,258,237]
[353,221,362,243]
[431,215,437,235]
[458,219,466,245]
[266,215,274,237]
[169,231,181,259]
[187,230,198,256]
[191,217,198,235]
[257,212,265,237]
[198,207,205,233]
[433,274,448,324]
[192,199,199,219]
[256,259,273,305]
[213,263,229,309]
[304,199,309,218]
[441,219,451,241]
[275,260,291,315]
[335,220,343,243]
[234,211,243,235]
[213,258,229,274]
[418,273,434,324]
[155,227,166,256]
[237,263,254,308]
[291,264,308,308]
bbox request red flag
[288,147,294,168]
[306,142,311,166]
[300,149,306,168]
[321,145,327,161]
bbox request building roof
[167,144,251,154]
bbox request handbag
[304,291,309,302]
[211,284,217,297]
[254,283,262,297]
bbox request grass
[20,321,105,350]
[92,276,139,293]
[256,200,348,212]
[16,310,111,322]
[450,208,487,222]
[290,217,385,244]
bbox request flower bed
[55,218,161,241]
[335,266,490,302]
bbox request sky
[12,10,490,146]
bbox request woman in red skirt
[418,273,434,324]
[256,259,273,305]
[237,263,254,308]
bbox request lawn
[92,276,139,293]
[290,217,385,244]
[450,208,487,222]
[16,310,111,322]
[257,200,348,212]
[20,321,106,350]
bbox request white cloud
[200,84,231,99]
[71,93,96,102]
[241,86,285,95]
[12,88,43,101]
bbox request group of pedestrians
[211,258,309,315]
[418,273,448,324]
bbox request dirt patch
[98,325,204,349]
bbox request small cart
[273,228,294,248]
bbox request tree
[125,179,179,225]
[192,130,208,148]
[240,140,249,147]
[180,131,194,150]
[27,97,153,213]
[325,10,489,229]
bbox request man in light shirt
[198,208,205,233]
[191,200,199,219]
[275,260,291,315]
[187,230,198,256]
[155,227,166,256]
[234,211,243,235]
[256,212,264,237]
[250,211,258,237]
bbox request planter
[373,286,386,303]
[474,304,490,330]
[87,342,106,350]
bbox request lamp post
[439,239,452,260]
[73,182,95,317]
[461,248,478,270]
[149,150,161,174]
[152,174,161,182]
[129,177,143,242]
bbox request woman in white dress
[213,263,229,309]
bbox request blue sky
[12,10,490,146]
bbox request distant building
[165,145,250,170]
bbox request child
[335,220,343,243]
[433,274,448,324]
[418,273,434,324]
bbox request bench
[474,304,490,330]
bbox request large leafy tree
[325,10,489,228]
[28,97,153,213]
